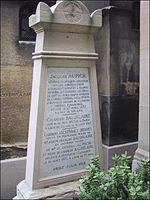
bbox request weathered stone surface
[1,65,32,144]
[1,0,56,146]
[1,0,34,146]
[15,180,79,200]
[1,146,27,160]
[44,180,78,199]
[92,3,140,146]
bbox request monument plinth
[14,1,102,199]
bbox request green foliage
[75,153,150,200]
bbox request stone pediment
[29,1,102,32]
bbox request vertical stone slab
[132,1,149,169]
[83,1,140,170]
[83,2,140,147]
[14,1,102,199]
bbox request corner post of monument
[25,2,53,190]
[14,1,103,199]
[132,0,149,170]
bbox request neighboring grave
[14,1,102,199]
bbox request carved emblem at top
[63,1,83,23]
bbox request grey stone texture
[84,1,140,146]
[1,1,56,148]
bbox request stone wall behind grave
[1,1,33,146]
[1,1,56,157]
[84,1,140,146]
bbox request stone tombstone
[14,1,102,199]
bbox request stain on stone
[1,146,27,160]
[121,82,139,96]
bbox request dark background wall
[83,0,140,146]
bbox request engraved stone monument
[14,1,102,199]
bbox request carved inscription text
[39,67,95,179]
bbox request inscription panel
[39,67,95,179]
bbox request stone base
[102,142,138,170]
[132,148,149,170]
[13,180,79,199]
[1,157,26,200]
